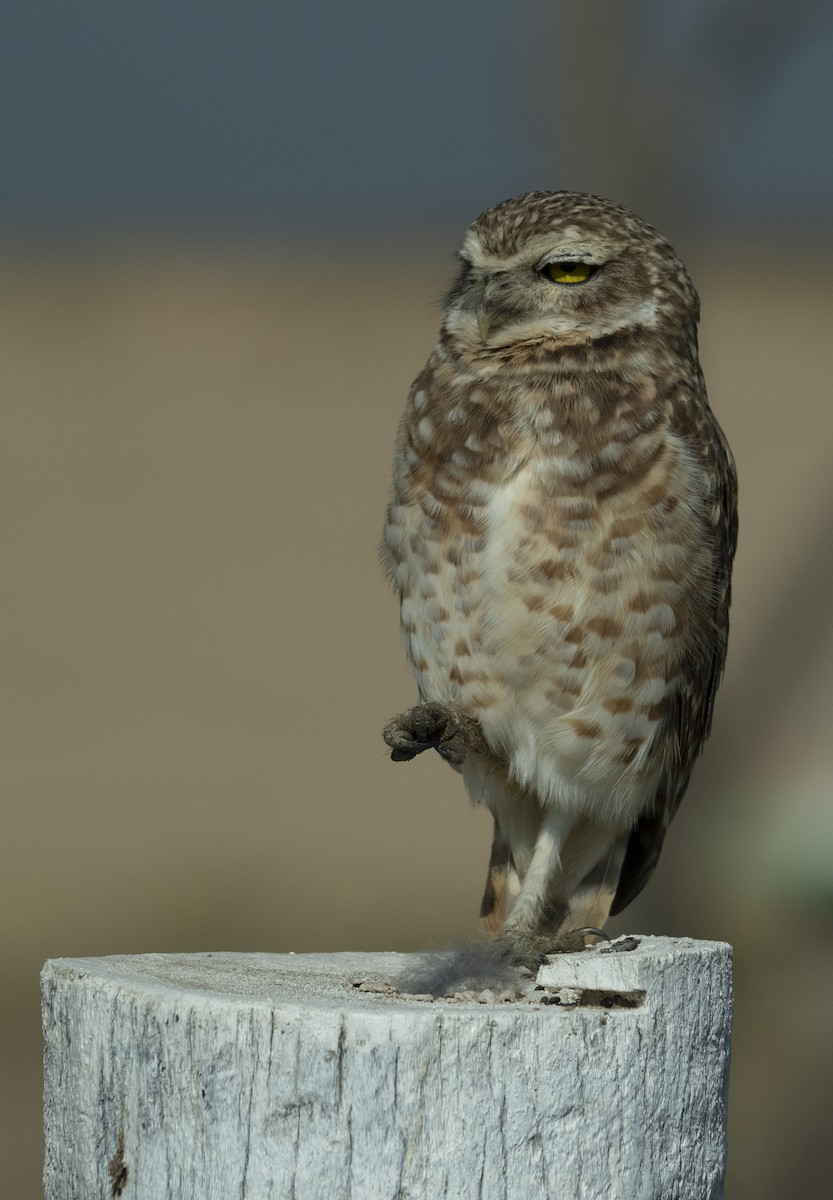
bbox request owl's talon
[496,926,606,970]
[383,701,486,765]
[436,736,466,765]
[389,739,425,762]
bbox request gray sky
[1,1,831,233]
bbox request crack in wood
[535,987,647,1009]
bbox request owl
[382,191,736,975]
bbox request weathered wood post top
[42,935,732,1199]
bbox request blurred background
[2,2,832,1196]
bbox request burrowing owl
[382,191,736,972]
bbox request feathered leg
[561,828,630,931]
[470,760,632,964]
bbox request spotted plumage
[382,191,736,968]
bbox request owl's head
[441,191,698,365]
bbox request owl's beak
[476,306,498,340]
[475,278,506,340]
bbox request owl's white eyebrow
[537,249,601,269]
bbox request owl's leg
[479,819,520,935]
[382,701,488,765]
[494,816,633,966]
[562,829,630,931]
[460,755,542,935]
[496,808,584,964]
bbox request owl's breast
[386,417,714,823]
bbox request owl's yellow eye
[544,261,595,285]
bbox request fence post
[42,936,731,1199]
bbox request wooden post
[42,936,731,1199]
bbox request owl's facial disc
[445,230,659,355]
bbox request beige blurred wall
[2,240,832,1198]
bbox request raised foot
[382,701,487,765]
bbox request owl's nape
[382,191,736,994]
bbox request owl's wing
[611,402,738,915]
